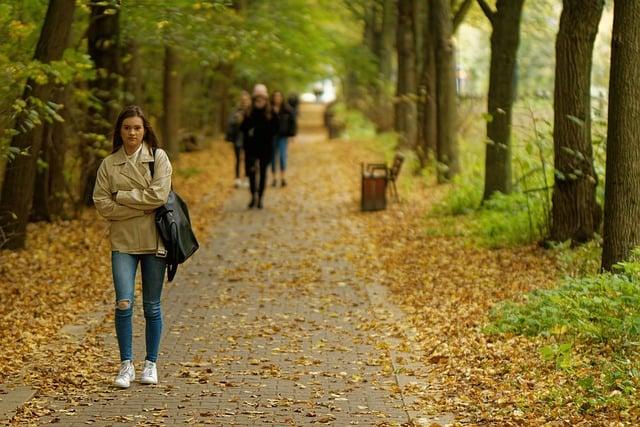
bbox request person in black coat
[270,90,297,187]
[239,84,279,209]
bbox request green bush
[488,256,640,343]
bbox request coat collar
[113,142,154,188]
[112,142,155,165]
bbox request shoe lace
[142,362,154,377]
[118,363,132,378]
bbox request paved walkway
[25,107,413,426]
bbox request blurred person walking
[225,90,251,188]
[240,84,278,209]
[270,90,297,187]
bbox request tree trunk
[123,38,143,105]
[0,0,75,249]
[419,3,437,163]
[431,0,459,182]
[163,44,181,160]
[81,1,122,206]
[481,0,525,200]
[549,0,604,244]
[395,0,418,148]
[375,0,396,132]
[602,1,640,271]
[31,86,70,222]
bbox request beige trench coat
[93,143,172,255]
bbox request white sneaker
[114,360,135,388]
[140,360,158,385]
[234,178,242,188]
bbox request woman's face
[121,116,145,153]
[254,96,267,109]
[273,92,283,107]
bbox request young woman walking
[93,105,173,388]
[225,90,251,188]
[270,90,296,187]
[240,84,279,209]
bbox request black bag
[150,149,199,282]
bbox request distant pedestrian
[240,84,279,209]
[93,105,172,389]
[225,90,251,188]
[313,83,324,103]
[270,90,297,187]
[287,93,300,119]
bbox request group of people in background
[225,84,298,209]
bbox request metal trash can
[361,163,388,211]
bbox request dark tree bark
[418,0,472,166]
[419,3,437,163]
[395,0,418,148]
[163,44,181,160]
[31,86,71,222]
[81,1,122,205]
[431,0,459,182]
[478,0,525,200]
[602,1,640,270]
[374,0,396,132]
[549,0,604,244]
[0,0,75,249]
[123,38,143,105]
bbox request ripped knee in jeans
[116,299,131,310]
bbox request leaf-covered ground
[0,141,233,382]
[351,165,638,424]
[2,104,636,425]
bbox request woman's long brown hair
[111,105,160,154]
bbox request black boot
[257,196,264,209]
[248,194,257,209]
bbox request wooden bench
[388,153,404,202]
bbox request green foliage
[488,253,640,343]
[487,251,640,411]
[429,100,553,248]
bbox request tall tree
[0,0,76,249]
[395,0,418,148]
[430,0,459,182]
[549,0,604,244]
[477,0,525,200]
[123,38,143,105]
[374,0,396,132]
[81,0,122,205]
[31,86,71,222]
[418,0,473,164]
[163,44,181,160]
[418,2,437,163]
[602,1,640,270]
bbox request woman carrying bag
[93,105,172,388]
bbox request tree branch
[476,0,495,23]
[453,0,474,32]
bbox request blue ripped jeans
[111,252,166,363]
